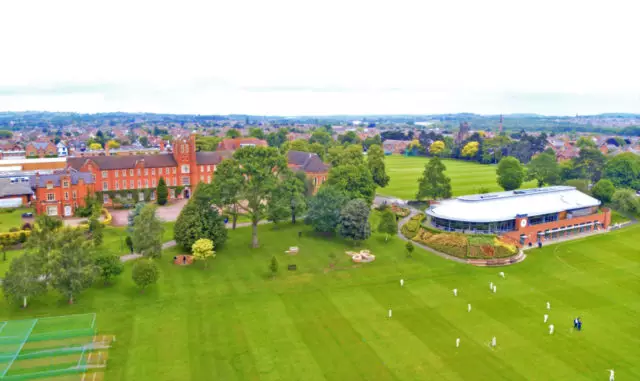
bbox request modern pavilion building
[426,186,611,247]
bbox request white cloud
[1,0,639,115]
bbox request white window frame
[47,193,55,201]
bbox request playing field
[379,155,537,199]
[0,222,638,380]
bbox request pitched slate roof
[195,151,233,165]
[29,169,94,188]
[0,178,33,197]
[287,150,329,173]
[30,142,53,150]
[67,154,178,170]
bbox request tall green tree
[497,156,525,191]
[280,170,307,224]
[174,196,227,252]
[338,131,361,145]
[25,214,63,259]
[94,255,124,285]
[266,129,288,148]
[309,130,332,146]
[234,146,287,248]
[377,210,397,242]
[88,203,103,247]
[591,179,615,203]
[249,127,265,140]
[2,253,46,308]
[328,144,364,167]
[326,164,376,204]
[611,189,640,214]
[48,228,97,304]
[195,135,221,151]
[132,204,164,258]
[226,129,241,138]
[367,144,390,188]
[416,157,452,200]
[573,148,606,182]
[157,177,168,205]
[363,135,382,150]
[526,152,561,187]
[576,136,597,150]
[132,259,159,292]
[128,202,145,231]
[604,153,640,189]
[337,199,371,243]
[305,186,348,233]
[211,158,244,229]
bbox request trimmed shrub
[400,213,424,239]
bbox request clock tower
[172,132,198,196]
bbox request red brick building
[66,134,230,207]
[287,150,329,194]
[426,186,611,248]
[25,141,57,158]
[31,169,95,216]
[27,134,331,216]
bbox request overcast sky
[1,0,639,116]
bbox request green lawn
[0,208,32,232]
[0,222,639,380]
[379,155,537,199]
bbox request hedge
[0,208,112,247]
[400,213,425,239]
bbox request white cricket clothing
[499,272,505,278]
[493,285,497,293]
[388,309,392,318]
[491,337,496,347]
[549,324,554,334]
[609,369,615,381]
[400,279,404,287]
[453,289,458,296]
[544,314,548,323]
[546,302,551,310]
[456,338,460,347]
[467,304,472,312]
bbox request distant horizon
[3,0,640,118]
[2,110,640,119]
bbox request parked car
[21,212,33,218]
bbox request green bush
[400,213,424,239]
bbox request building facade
[31,169,95,216]
[426,186,611,247]
[67,134,228,207]
[25,134,331,216]
[25,142,57,158]
[287,150,329,194]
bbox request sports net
[0,313,111,380]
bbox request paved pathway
[396,209,468,264]
[119,220,273,262]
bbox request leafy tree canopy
[497,156,525,191]
[338,199,371,242]
[416,157,452,200]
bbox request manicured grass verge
[380,155,536,200]
[0,223,638,380]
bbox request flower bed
[390,204,410,217]
[409,226,518,260]
[400,213,424,239]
